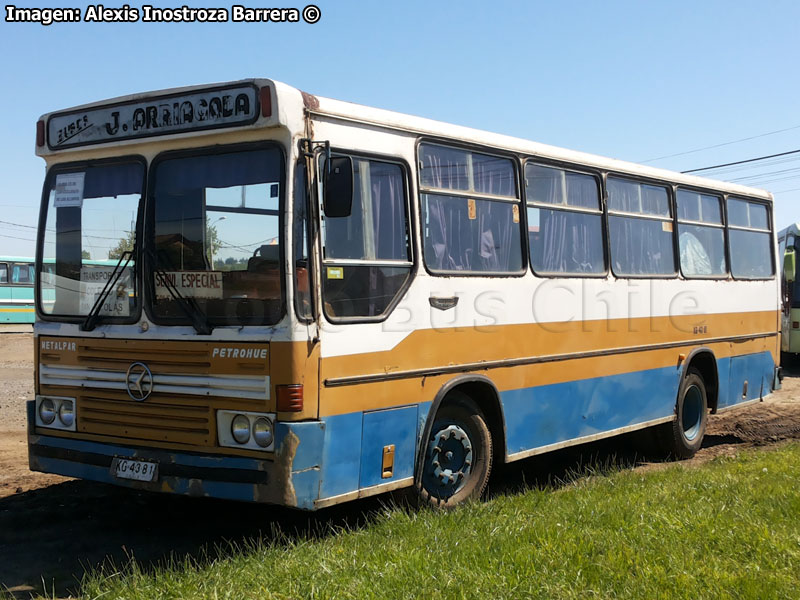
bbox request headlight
[39,398,56,424]
[252,417,274,448]
[58,400,75,427]
[231,414,251,444]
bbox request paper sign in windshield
[155,271,223,299]
[79,267,132,317]
[54,173,85,207]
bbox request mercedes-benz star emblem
[125,362,154,401]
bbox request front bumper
[26,401,324,510]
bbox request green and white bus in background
[0,257,36,323]
[0,257,113,324]
[779,223,800,356]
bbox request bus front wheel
[417,394,492,507]
[661,369,708,459]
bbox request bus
[0,257,36,323]
[29,79,781,509]
[778,223,800,356]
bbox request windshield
[148,146,284,325]
[38,160,144,320]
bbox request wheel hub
[428,424,473,487]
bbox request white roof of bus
[39,77,771,201]
[308,92,771,201]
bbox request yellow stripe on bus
[317,311,779,416]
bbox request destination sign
[47,84,260,150]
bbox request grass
[67,443,800,599]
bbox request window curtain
[423,148,520,272]
[83,162,144,199]
[534,175,603,273]
[370,162,406,260]
[608,179,674,275]
[425,195,519,272]
[154,149,281,192]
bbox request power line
[641,125,800,163]
[0,219,36,229]
[745,174,800,186]
[730,166,800,183]
[699,154,800,177]
[681,149,800,174]
[0,232,36,242]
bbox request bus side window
[727,198,773,279]
[607,178,675,276]
[11,264,32,284]
[320,156,412,320]
[13,264,33,284]
[0,263,7,284]
[419,144,522,274]
[676,189,726,277]
[526,164,605,275]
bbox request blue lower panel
[320,412,363,499]
[359,406,417,489]
[721,352,776,409]
[501,366,683,455]
[319,405,421,499]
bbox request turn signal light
[36,120,45,147]
[276,384,303,412]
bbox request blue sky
[1,0,798,256]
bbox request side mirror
[784,250,796,283]
[323,156,353,218]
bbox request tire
[660,369,708,459]
[417,393,492,508]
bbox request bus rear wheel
[417,394,492,508]
[661,369,708,459]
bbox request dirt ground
[2,329,800,598]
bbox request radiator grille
[38,336,271,448]
[79,394,213,446]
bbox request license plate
[111,457,159,482]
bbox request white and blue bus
[28,79,781,509]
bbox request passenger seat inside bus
[248,244,280,272]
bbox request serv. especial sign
[47,83,260,150]
[155,271,224,300]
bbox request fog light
[39,398,56,425]
[58,400,75,427]
[231,414,251,444]
[252,417,274,448]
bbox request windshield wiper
[81,250,134,332]
[146,247,213,335]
